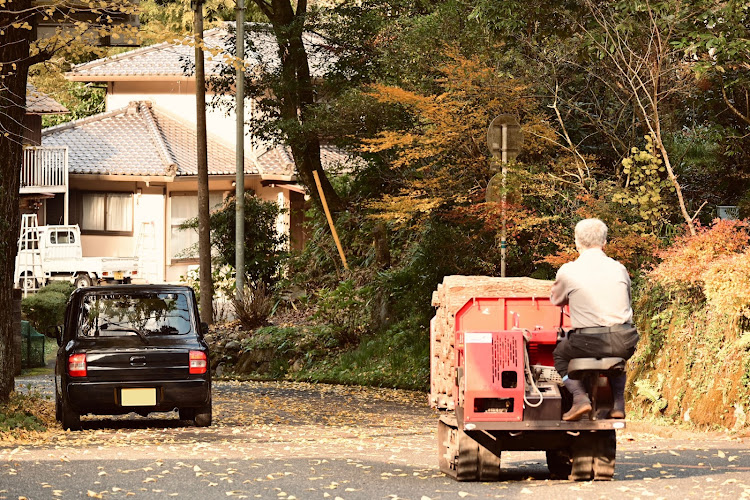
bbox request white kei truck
[15,215,139,292]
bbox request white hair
[574,218,608,249]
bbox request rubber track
[455,428,480,481]
[593,430,616,480]
[478,445,502,481]
[438,419,502,481]
[569,431,617,481]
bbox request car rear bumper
[66,379,210,415]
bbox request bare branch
[721,79,750,126]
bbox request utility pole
[486,115,523,277]
[193,0,213,322]
[235,0,245,300]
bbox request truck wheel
[18,274,37,290]
[546,449,572,479]
[55,392,62,422]
[74,274,92,288]
[194,403,212,427]
[178,407,195,422]
[61,399,81,431]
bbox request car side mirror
[45,325,63,345]
[200,322,209,336]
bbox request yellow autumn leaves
[612,134,673,231]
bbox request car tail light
[68,353,87,377]
[189,351,207,374]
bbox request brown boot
[608,373,626,419]
[608,409,625,419]
[563,378,592,421]
[563,397,592,421]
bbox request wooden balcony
[20,146,68,195]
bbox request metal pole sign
[486,115,523,278]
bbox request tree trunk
[194,1,214,323]
[257,0,344,213]
[0,0,33,402]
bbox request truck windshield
[78,292,193,338]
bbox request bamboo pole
[312,170,348,270]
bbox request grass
[293,319,430,391]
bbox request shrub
[21,281,75,335]
[233,281,274,330]
[313,279,372,344]
[0,391,49,436]
[649,219,749,293]
[180,193,288,287]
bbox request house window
[77,192,133,234]
[170,193,223,260]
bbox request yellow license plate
[121,388,156,406]
[114,271,124,280]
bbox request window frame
[168,191,224,263]
[73,191,135,236]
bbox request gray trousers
[553,326,639,378]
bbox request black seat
[567,357,625,379]
[566,357,626,420]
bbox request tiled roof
[67,23,334,81]
[255,143,363,179]
[26,84,68,114]
[42,101,258,177]
[40,100,361,182]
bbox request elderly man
[550,218,640,421]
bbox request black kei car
[54,285,212,430]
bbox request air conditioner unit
[717,206,739,220]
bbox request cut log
[430,276,554,409]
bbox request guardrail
[20,146,68,193]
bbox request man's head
[574,218,608,252]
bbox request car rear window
[78,292,193,338]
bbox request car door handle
[130,356,146,366]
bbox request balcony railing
[20,146,68,194]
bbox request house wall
[107,81,255,156]
[163,175,291,283]
[23,114,41,146]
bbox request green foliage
[294,317,430,391]
[313,279,372,343]
[612,134,673,230]
[180,194,288,287]
[21,281,75,334]
[39,81,105,128]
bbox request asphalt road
[2,375,750,499]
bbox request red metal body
[454,297,570,423]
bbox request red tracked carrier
[438,294,626,482]
[454,297,565,423]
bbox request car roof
[72,284,195,298]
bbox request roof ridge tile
[42,104,132,135]
[138,101,179,175]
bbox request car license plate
[121,388,156,406]
[114,271,124,280]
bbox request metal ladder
[17,214,45,296]
[134,221,155,283]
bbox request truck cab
[15,216,138,290]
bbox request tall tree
[244,0,342,212]
[0,0,137,402]
[194,0,214,323]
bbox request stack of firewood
[429,275,554,409]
